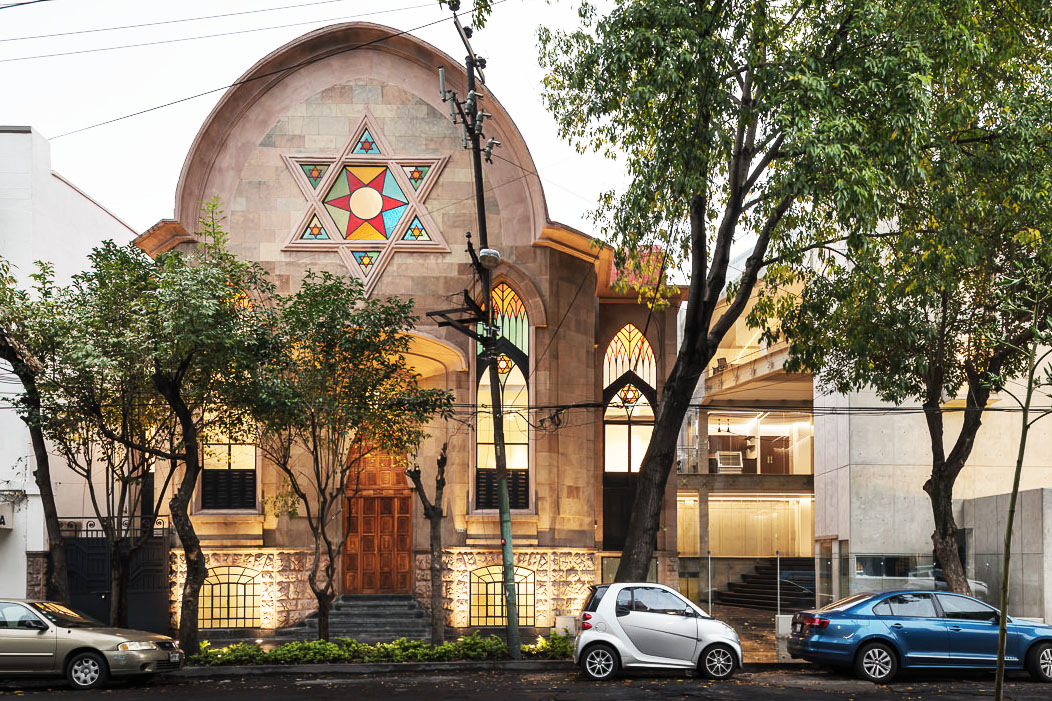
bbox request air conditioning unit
[715,451,743,474]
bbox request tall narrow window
[602,324,657,550]
[476,283,529,510]
[201,428,257,511]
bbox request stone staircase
[714,557,816,611]
[275,594,432,643]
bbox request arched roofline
[172,22,550,240]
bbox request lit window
[476,284,529,510]
[202,427,257,510]
[469,565,535,627]
[602,325,658,551]
[199,566,261,629]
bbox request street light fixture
[478,248,501,270]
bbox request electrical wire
[0,2,439,64]
[51,1,504,140]
[0,0,54,9]
[0,0,372,42]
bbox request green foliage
[189,631,533,666]
[521,629,575,659]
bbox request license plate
[168,652,181,663]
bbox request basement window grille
[199,566,261,629]
[469,565,535,627]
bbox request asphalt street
[1,668,1049,700]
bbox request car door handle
[889,623,903,630]
[949,625,962,632]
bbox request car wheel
[1026,642,1052,682]
[581,643,619,681]
[66,651,109,690]
[854,642,897,683]
[700,643,737,680]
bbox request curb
[164,659,803,679]
[166,659,578,678]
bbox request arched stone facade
[143,22,682,635]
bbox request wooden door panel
[342,452,413,594]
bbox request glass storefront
[707,492,814,557]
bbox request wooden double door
[343,452,413,594]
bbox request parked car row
[0,598,182,690]
[574,583,1052,685]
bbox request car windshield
[30,602,104,628]
[818,593,875,612]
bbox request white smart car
[573,582,743,681]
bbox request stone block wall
[170,548,318,630]
[24,551,48,599]
[414,547,597,630]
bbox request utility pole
[427,3,518,657]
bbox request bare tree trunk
[921,374,993,596]
[1,347,70,604]
[314,588,335,641]
[155,378,207,654]
[170,467,207,652]
[407,444,446,645]
[428,515,444,645]
[109,540,130,628]
[28,417,70,603]
[616,354,706,581]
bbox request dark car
[788,590,1052,683]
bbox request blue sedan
[788,590,1052,683]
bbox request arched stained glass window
[602,325,658,550]
[476,283,529,510]
[603,323,655,389]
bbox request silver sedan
[0,599,183,689]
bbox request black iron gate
[63,517,171,634]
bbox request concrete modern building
[0,125,136,598]
[672,273,1052,621]
[134,23,681,637]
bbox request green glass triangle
[300,163,329,189]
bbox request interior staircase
[275,594,432,643]
[714,557,816,611]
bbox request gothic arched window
[603,324,657,473]
[602,324,657,551]
[475,283,529,510]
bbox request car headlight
[118,641,158,651]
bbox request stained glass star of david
[282,112,450,293]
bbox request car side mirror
[19,619,48,631]
[615,604,631,617]
[682,608,696,617]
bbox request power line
[52,2,502,140]
[0,0,366,42]
[0,0,54,9]
[0,2,439,63]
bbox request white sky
[0,0,624,236]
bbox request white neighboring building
[0,126,136,597]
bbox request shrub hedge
[190,630,574,666]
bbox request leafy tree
[537,0,1052,580]
[51,201,274,652]
[763,63,1052,593]
[246,271,452,641]
[0,258,69,603]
